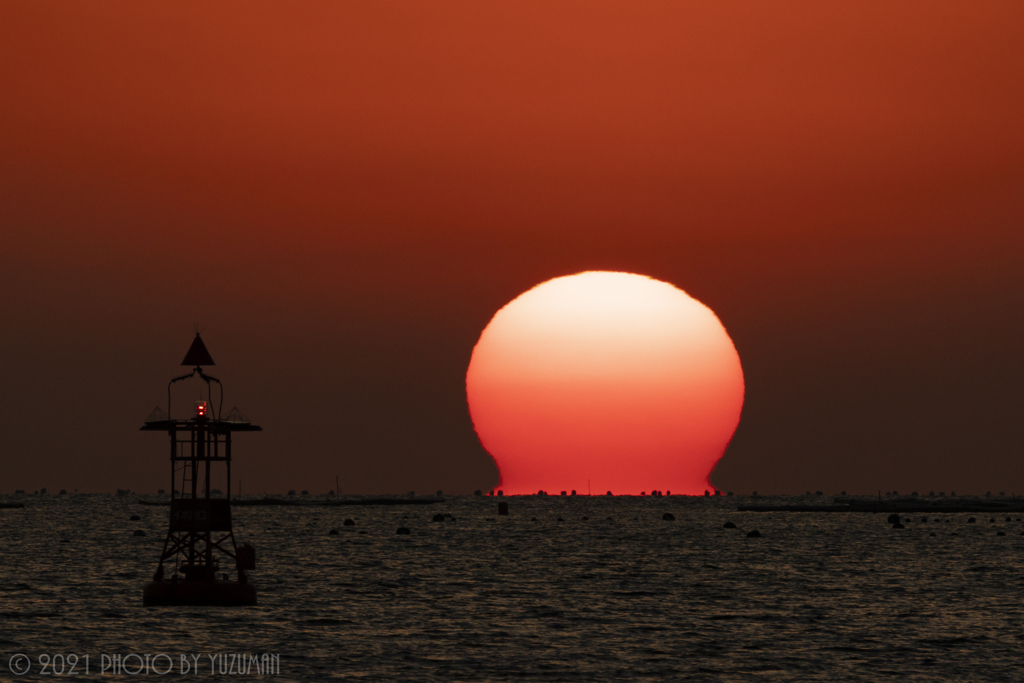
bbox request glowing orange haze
[466,272,744,495]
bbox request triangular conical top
[181,333,215,366]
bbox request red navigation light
[195,401,208,417]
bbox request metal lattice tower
[141,333,262,606]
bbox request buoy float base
[143,579,257,606]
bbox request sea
[1,493,1022,682]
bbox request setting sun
[466,271,745,495]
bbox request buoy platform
[143,577,257,606]
[139,333,261,607]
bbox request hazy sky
[2,1,1022,495]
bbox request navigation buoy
[141,333,262,607]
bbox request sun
[466,271,744,495]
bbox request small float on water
[140,333,261,606]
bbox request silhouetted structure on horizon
[140,333,262,606]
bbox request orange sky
[1,1,1022,494]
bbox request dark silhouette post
[141,333,262,606]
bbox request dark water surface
[2,494,1023,681]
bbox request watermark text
[6,653,280,676]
